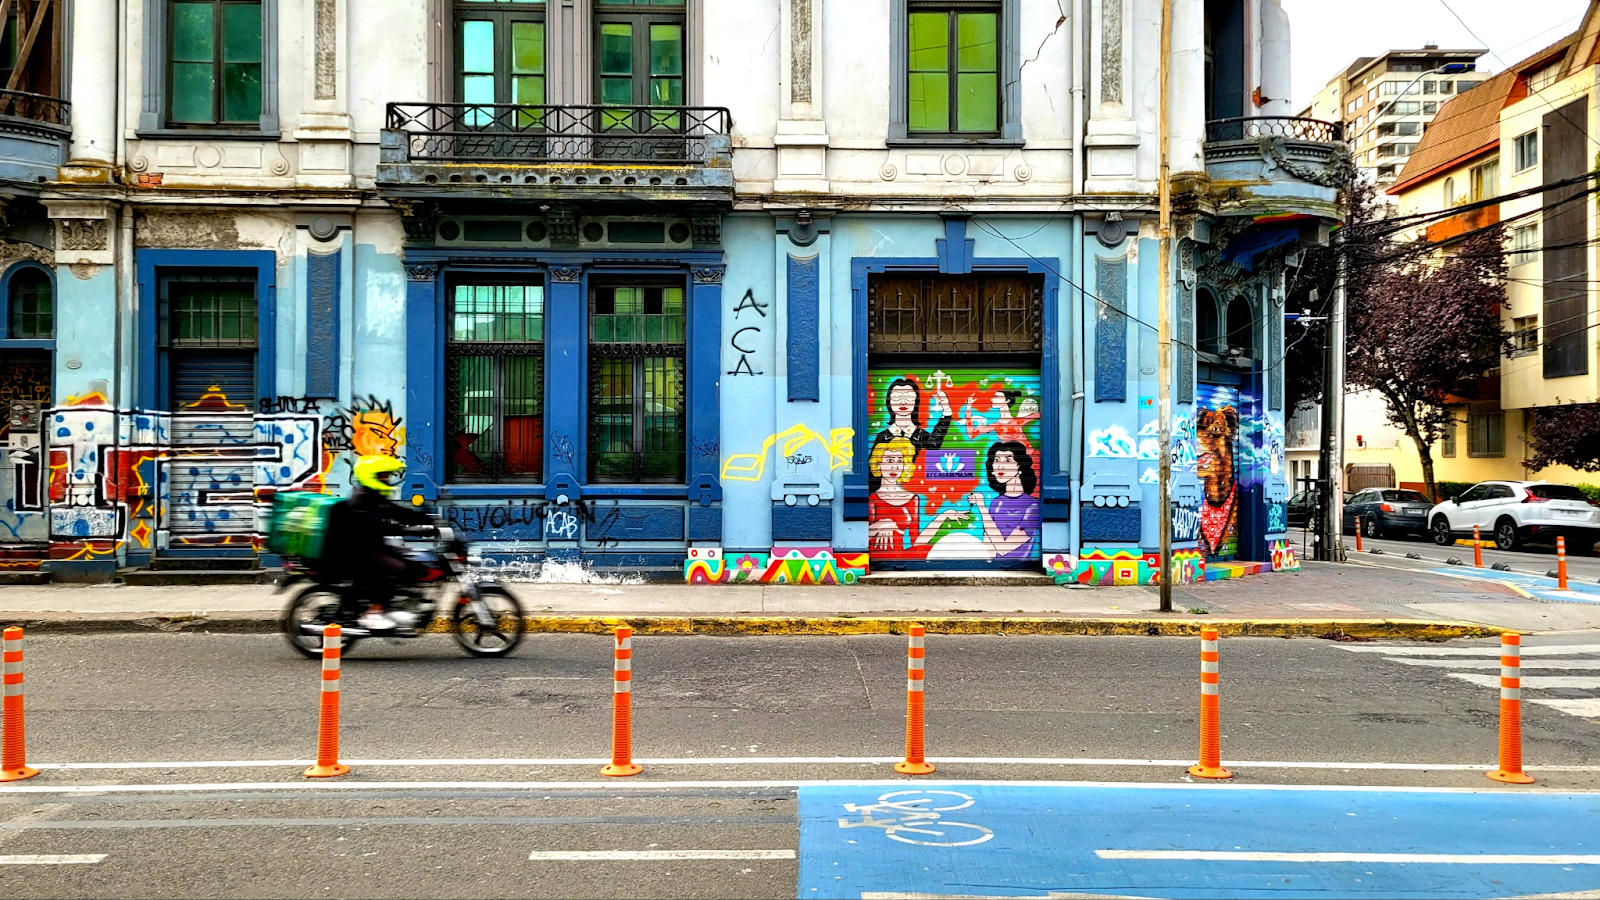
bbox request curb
[0,612,1492,640]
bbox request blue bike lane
[798,781,1600,899]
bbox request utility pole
[1156,0,1174,609]
[1315,244,1347,561]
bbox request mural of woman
[873,377,953,455]
[960,388,1041,448]
[868,437,970,552]
[964,441,1040,560]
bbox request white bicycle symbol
[837,790,995,847]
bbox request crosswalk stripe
[1334,643,1600,657]
[1530,698,1600,717]
[0,855,106,865]
[1449,674,1600,690]
[1386,659,1600,671]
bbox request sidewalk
[3,560,1596,636]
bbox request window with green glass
[168,0,261,126]
[589,283,685,483]
[7,268,51,340]
[447,283,545,482]
[595,0,685,131]
[907,3,999,135]
[455,0,545,127]
[159,273,258,347]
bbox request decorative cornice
[548,265,583,283]
[59,219,108,252]
[404,262,439,281]
[690,265,725,284]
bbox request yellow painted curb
[465,616,1493,640]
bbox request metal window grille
[588,283,685,483]
[7,267,51,339]
[867,274,1042,354]
[158,270,257,348]
[446,284,545,482]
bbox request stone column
[295,0,355,187]
[773,0,828,194]
[1169,0,1206,176]
[63,0,117,179]
[1084,0,1140,193]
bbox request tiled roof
[1388,35,1578,195]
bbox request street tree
[1527,401,1600,472]
[1345,222,1512,501]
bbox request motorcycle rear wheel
[283,586,363,659]
[452,585,526,657]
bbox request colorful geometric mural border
[1051,546,1301,586]
[686,547,870,585]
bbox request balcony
[376,103,733,203]
[1201,116,1348,222]
[0,89,69,189]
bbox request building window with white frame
[1511,315,1539,357]
[1514,130,1538,172]
[1510,223,1539,266]
[1469,158,1499,202]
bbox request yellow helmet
[353,455,405,497]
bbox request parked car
[1427,481,1600,554]
[1286,488,1354,530]
[1343,488,1432,539]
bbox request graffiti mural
[721,424,853,483]
[866,368,1041,565]
[685,546,869,584]
[1195,383,1240,561]
[1056,548,1207,586]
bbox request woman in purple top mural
[966,441,1040,560]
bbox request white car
[1428,481,1600,554]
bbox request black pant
[341,552,408,618]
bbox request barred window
[867,274,1042,354]
[447,283,545,482]
[159,270,257,347]
[589,282,685,483]
[7,267,51,339]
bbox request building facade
[1342,20,1599,496]
[0,0,1338,584]
[1301,45,1487,190]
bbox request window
[1456,80,1481,93]
[1514,130,1538,172]
[1422,80,1436,95]
[1510,224,1539,266]
[1391,101,1420,116]
[589,282,686,483]
[161,274,258,347]
[906,2,1000,136]
[7,268,51,339]
[1438,81,1453,94]
[456,0,545,124]
[1530,63,1560,93]
[1458,483,1487,503]
[1468,411,1505,457]
[1512,315,1539,356]
[1423,101,1438,115]
[596,0,685,114]
[1527,483,1588,501]
[1392,120,1420,135]
[447,284,545,482]
[1377,164,1396,179]
[1444,177,1457,206]
[1470,158,1499,202]
[867,274,1043,353]
[1380,81,1405,96]
[168,0,262,126]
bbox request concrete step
[122,569,273,586]
[0,571,50,585]
[857,570,1058,588]
[148,556,259,571]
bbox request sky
[1283,0,1591,110]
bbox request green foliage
[1431,481,1477,502]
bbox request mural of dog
[1195,404,1239,556]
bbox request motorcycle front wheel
[452,585,527,657]
[283,586,362,659]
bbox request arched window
[8,267,51,339]
[1196,287,1220,353]
[1444,176,1456,207]
[1225,294,1254,358]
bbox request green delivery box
[266,491,341,559]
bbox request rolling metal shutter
[167,350,257,541]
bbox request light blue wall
[54,266,118,403]
[719,214,779,551]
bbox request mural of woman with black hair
[963,441,1040,560]
[873,377,953,456]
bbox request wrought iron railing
[385,103,731,165]
[1205,116,1342,143]
[0,89,68,127]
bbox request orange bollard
[304,624,350,778]
[1488,632,1535,785]
[1355,517,1363,553]
[1188,627,1232,780]
[1474,525,1483,567]
[601,625,641,777]
[1,627,37,782]
[1557,537,1569,590]
[895,624,935,775]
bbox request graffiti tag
[727,289,767,376]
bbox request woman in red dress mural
[867,437,971,555]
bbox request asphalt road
[3,632,1600,899]
[1288,529,1600,585]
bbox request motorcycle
[277,523,526,659]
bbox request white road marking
[1387,659,1600,670]
[527,849,793,861]
[1097,849,1600,865]
[25,756,1600,772]
[1335,643,1600,657]
[0,854,106,865]
[1450,673,1600,689]
[1532,698,1600,717]
[3,779,1599,796]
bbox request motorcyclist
[323,455,436,631]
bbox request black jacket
[321,486,434,574]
